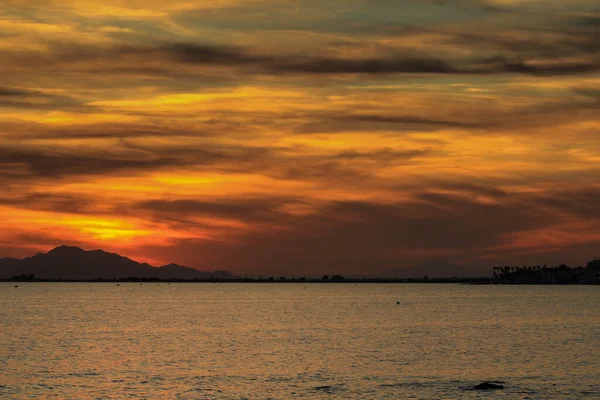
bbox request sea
[1,283,598,399]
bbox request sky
[0,0,599,276]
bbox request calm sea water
[0,283,598,399]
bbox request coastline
[3,278,598,285]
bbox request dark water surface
[1,283,598,399]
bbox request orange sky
[1,0,599,275]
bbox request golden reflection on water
[0,283,599,399]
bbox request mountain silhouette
[0,245,236,280]
[380,261,485,279]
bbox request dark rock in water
[313,385,346,394]
[473,382,504,390]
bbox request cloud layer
[1,0,599,274]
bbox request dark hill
[212,270,238,279]
[0,245,235,280]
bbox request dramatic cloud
[0,147,189,179]
[0,0,599,274]
[131,187,600,275]
[0,87,33,97]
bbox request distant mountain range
[380,261,486,278]
[0,245,237,280]
[0,246,486,280]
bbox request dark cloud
[0,98,81,110]
[67,42,461,75]
[160,43,271,65]
[575,15,600,28]
[0,192,95,214]
[440,24,598,56]
[419,0,508,12]
[119,141,426,183]
[340,114,476,128]
[299,93,600,135]
[30,42,271,71]
[135,198,293,223]
[0,121,250,141]
[0,86,65,99]
[0,231,96,259]
[126,181,600,275]
[0,85,82,110]
[270,51,598,77]
[155,185,598,275]
[494,58,599,76]
[272,56,458,74]
[293,111,481,134]
[333,148,428,161]
[432,182,508,198]
[262,148,428,182]
[531,186,600,219]
[0,147,190,179]
[110,44,600,76]
[0,86,32,97]
[0,141,294,184]
[4,37,598,79]
[575,88,600,102]
[133,192,563,275]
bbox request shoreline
[3,278,598,285]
